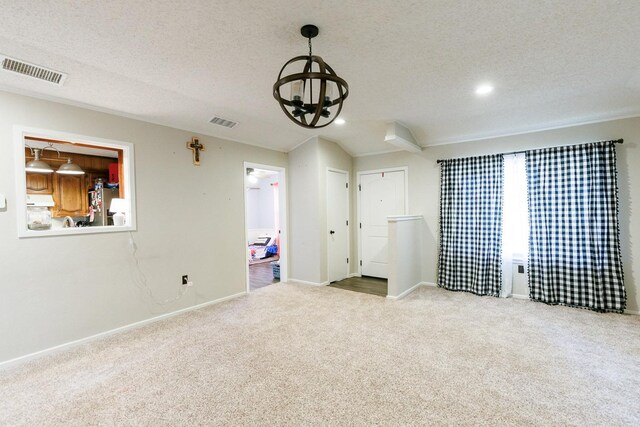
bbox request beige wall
[2,88,637,364]
[288,138,322,283]
[288,137,353,284]
[0,91,287,363]
[317,138,353,283]
[354,117,640,313]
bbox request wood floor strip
[249,262,279,290]
[328,276,388,297]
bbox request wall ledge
[387,215,423,222]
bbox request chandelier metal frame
[273,25,349,129]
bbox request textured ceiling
[1,0,639,156]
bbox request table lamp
[109,198,128,226]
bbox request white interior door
[359,170,406,278]
[327,169,349,283]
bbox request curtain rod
[436,138,623,164]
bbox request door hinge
[346,220,348,226]
[347,257,349,264]
[359,223,362,229]
[358,184,361,191]
[359,260,362,266]
[346,182,348,189]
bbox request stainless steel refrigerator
[89,187,119,226]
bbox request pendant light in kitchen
[25,143,85,175]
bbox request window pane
[503,153,528,259]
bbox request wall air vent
[1,55,67,85]
[209,116,238,129]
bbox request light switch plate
[0,193,5,209]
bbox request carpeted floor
[1,283,639,426]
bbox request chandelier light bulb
[291,80,304,103]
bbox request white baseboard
[0,291,246,369]
[625,309,640,315]
[387,282,437,300]
[387,282,422,300]
[348,273,360,278]
[287,278,329,287]
[511,294,530,300]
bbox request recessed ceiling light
[334,118,346,125]
[475,84,494,95]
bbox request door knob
[329,230,335,234]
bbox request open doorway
[244,162,287,292]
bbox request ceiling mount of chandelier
[273,24,349,129]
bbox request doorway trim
[243,161,288,292]
[356,167,409,277]
[326,167,350,283]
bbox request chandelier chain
[307,36,313,103]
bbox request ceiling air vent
[1,55,67,85]
[209,116,238,129]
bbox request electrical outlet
[182,275,189,285]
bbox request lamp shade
[25,159,54,173]
[109,198,128,214]
[57,158,85,175]
[109,198,128,226]
[25,148,53,174]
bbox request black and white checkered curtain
[438,155,503,296]
[526,141,626,312]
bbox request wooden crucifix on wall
[186,137,205,166]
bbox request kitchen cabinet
[24,147,117,217]
[52,173,88,217]
[26,173,53,194]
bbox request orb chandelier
[273,24,349,129]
